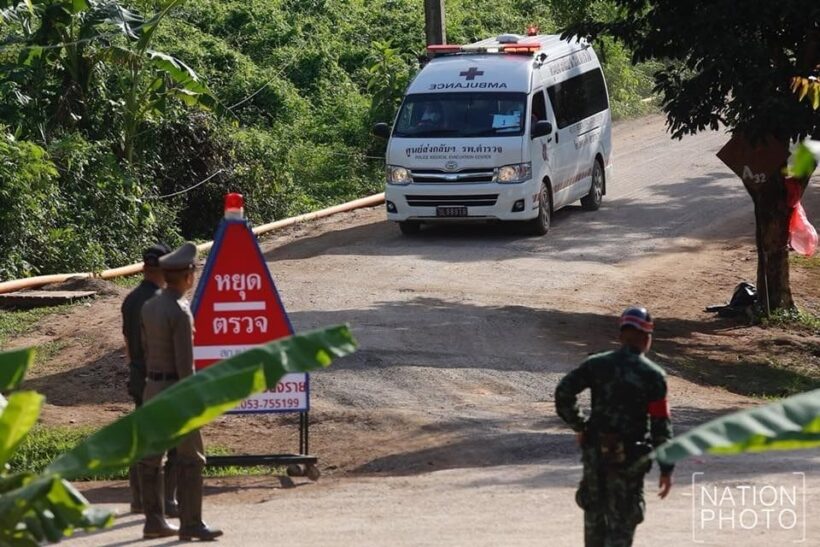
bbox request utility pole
[424,0,446,46]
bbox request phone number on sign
[237,398,302,411]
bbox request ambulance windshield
[393,92,527,138]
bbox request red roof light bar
[426,44,463,54]
[502,43,541,54]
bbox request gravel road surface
[73,115,819,546]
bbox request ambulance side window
[530,90,547,124]
[547,68,609,129]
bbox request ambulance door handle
[555,133,559,143]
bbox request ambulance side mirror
[372,123,391,139]
[531,120,552,139]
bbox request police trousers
[139,378,206,529]
[128,370,178,510]
[575,445,648,547]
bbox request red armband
[648,398,670,418]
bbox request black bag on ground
[706,282,758,317]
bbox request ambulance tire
[526,183,551,236]
[581,159,604,211]
[398,221,421,236]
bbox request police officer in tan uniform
[120,243,179,517]
[139,242,223,541]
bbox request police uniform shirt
[141,289,195,380]
[121,280,161,366]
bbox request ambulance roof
[408,34,595,95]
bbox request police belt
[147,371,179,381]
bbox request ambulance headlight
[387,166,412,185]
[496,163,532,183]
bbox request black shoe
[179,524,223,541]
[165,500,180,518]
[143,521,179,539]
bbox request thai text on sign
[191,213,308,414]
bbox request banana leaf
[47,324,356,479]
[0,347,35,391]
[654,389,820,466]
[0,391,44,469]
[0,473,112,545]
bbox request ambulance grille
[411,168,495,184]
[405,194,499,207]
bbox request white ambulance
[374,33,613,236]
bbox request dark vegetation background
[0,0,658,278]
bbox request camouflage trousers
[575,446,648,547]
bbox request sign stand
[193,193,320,480]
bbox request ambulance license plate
[436,206,468,217]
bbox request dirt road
[60,115,819,545]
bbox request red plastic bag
[785,177,817,257]
[789,202,818,257]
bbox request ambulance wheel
[581,159,604,211]
[526,184,551,236]
[286,464,304,477]
[305,464,321,482]
[398,221,421,236]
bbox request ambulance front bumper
[385,182,540,222]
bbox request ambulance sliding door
[547,69,609,207]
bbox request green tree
[0,131,59,279]
[366,40,413,124]
[562,1,820,310]
[0,0,216,163]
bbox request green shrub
[0,132,60,279]
[45,134,178,273]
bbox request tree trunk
[747,171,798,312]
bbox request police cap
[159,242,197,272]
[142,243,171,268]
[619,306,654,333]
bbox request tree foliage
[560,0,820,142]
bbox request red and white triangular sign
[192,205,308,413]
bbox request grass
[109,275,142,289]
[8,425,282,480]
[760,307,820,333]
[0,304,72,347]
[669,355,820,399]
[33,339,67,367]
[790,254,820,270]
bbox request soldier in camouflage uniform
[555,307,674,547]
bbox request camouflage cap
[159,242,197,272]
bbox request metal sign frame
[193,216,318,477]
